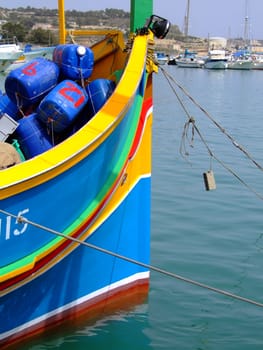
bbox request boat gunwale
[0,32,151,198]
[0,32,153,289]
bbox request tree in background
[1,22,27,42]
[27,28,58,45]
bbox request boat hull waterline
[0,30,154,348]
[0,0,174,345]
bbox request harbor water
[1,66,263,349]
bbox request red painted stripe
[129,97,152,159]
[0,98,152,291]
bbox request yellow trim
[0,101,153,293]
[58,0,66,44]
[0,33,153,199]
[67,29,123,37]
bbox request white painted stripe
[0,271,150,340]
[1,174,151,297]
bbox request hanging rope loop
[159,65,263,200]
[180,116,195,157]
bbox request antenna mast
[244,0,249,46]
[183,0,190,36]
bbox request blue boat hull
[0,176,150,344]
[0,13,157,347]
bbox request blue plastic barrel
[53,44,94,80]
[85,79,115,116]
[0,94,20,120]
[16,113,53,159]
[5,58,60,108]
[37,80,88,133]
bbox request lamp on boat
[146,15,170,39]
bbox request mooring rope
[1,208,263,309]
[159,66,263,200]
[160,66,263,171]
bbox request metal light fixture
[146,15,171,39]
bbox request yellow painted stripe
[0,34,152,199]
[0,104,153,293]
[0,33,153,288]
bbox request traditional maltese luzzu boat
[0,0,170,347]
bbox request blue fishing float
[5,58,60,108]
[85,79,116,116]
[0,94,20,120]
[15,113,53,159]
[37,79,88,133]
[53,44,94,80]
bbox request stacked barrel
[0,44,116,163]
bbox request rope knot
[17,215,24,224]
[189,116,195,124]
[180,116,196,158]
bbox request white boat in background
[23,44,55,60]
[155,52,168,65]
[227,58,252,70]
[5,45,55,72]
[0,38,23,73]
[204,49,228,69]
[227,50,252,70]
[176,49,204,68]
[251,55,263,70]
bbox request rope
[180,117,195,158]
[159,66,263,200]
[1,208,263,309]
[160,66,263,171]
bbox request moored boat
[227,50,252,70]
[176,49,204,68]
[227,57,252,70]
[155,51,169,65]
[5,45,55,72]
[204,49,228,69]
[0,36,23,73]
[251,54,263,70]
[0,0,170,348]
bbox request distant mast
[183,0,190,36]
[244,0,249,47]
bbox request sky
[2,0,263,40]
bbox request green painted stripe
[0,90,145,279]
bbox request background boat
[176,49,204,68]
[227,49,253,70]
[204,49,228,69]
[251,54,263,69]
[155,52,169,65]
[5,45,55,72]
[0,37,23,73]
